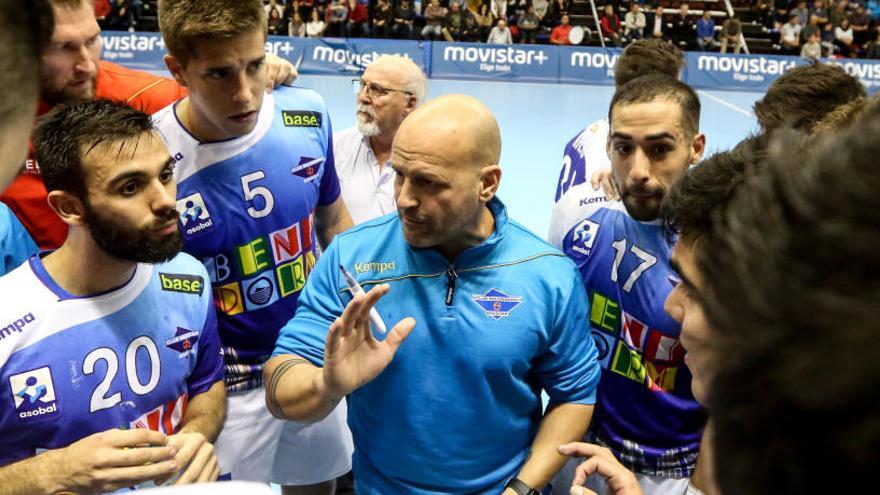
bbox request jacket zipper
[445,265,457,306]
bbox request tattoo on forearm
[267,357,310,418]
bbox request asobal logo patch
[282,110,322,128]
[160,273,205,296]
[10,367,59,421]
[176,192,215,237]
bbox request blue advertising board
[99,31,880,94]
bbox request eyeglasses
[352,79,413,99]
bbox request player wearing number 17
[548,75,707,494]
[153,0,354,487]
[0,100,225,494]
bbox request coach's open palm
[323,284,415,399]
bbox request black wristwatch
[505,477,540,495]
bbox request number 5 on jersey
[241,171,275,219]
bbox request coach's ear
[47,190,86,228]
[164,54,188,88]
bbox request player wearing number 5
[0,100,225,494]
[548,75,707,495]
[153,0,354,488]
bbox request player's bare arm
[315,196,354,248]
[0,429,177,495]
[162,380,226,485]
[502,403,595,494]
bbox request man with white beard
[334,55,428,224]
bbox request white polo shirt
[333,126,397,225]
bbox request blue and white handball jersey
[554,119,611,203]
[153,87,340,391]
[0,253,223,467]
[549,182,706,478]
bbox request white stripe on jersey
[548,181,629,249]
[153,92,277,183]
[0,262,153,365]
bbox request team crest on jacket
[472,289,523,320]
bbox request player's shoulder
[152,252,209,279]
[549,181,614,247]
[0,260,48,321]
[565,118,609,156]
[272,85,329,114]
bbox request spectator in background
[670,3,695,48]
[460,6,482,41]
[346,0,370,37]
[442,2,466,41]
[491,0,507,24]
[94,0,110,28]
[695,10,718,50]
[518,4,540,43]
[289,11,307,36]
[801,14,821,43]
[487,17,513,43]
[547,0,569,26]
[326,0,348,37]
[477,2,495,38]
[624,2,646,40]
[267,7,286,35]
[829,0,847,28]
[392,0,416,38]
[373,0,393,37]
[421,0,445,39]
[801,30,823,57]
[789,0,809,26]
[533,0,550,26]
[550,13,573,44]
[107,0,134,31]
[865,28,880,57]
[720,14,743,53]
[835,17,855,55]
[307,7,327,36]
[266,0,285,18]
[813,0,830,24]
[781,15,802,53]
[850,4,872,45]
[601,4,624,46]
[647,5,667,40]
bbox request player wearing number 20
[0,100,225,493]
[548,75,707,492]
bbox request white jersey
[554,119,611,204]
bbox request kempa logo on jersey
[160,273,204,296]
[176,192,215,237]
[354,261,396,275]
[282,110,322,127]
[9,367,59,421]
[0,313,35,341]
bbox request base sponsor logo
[282,110,322,127]
[10,367,59,422]
[159,273,204,296]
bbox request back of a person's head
[614,39,685,86]
[609,74,701,138]
[754,62,866,132]
[702,108,880,494]
[0,0,53,125]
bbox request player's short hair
[701,105,880,495]
[35,100,156,201]
[0,0,53,128]
[753,62,866,132]
[609,74,701,138]
[158,0,267,66]
[614,39,685,86]
[661,134,767,246]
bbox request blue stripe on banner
[99,31,880,94]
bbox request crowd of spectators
[94,0,880,57]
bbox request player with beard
[0,0,299,251]
[548,74,707,495]
[0,100,225,493]
[333,55,427,224]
